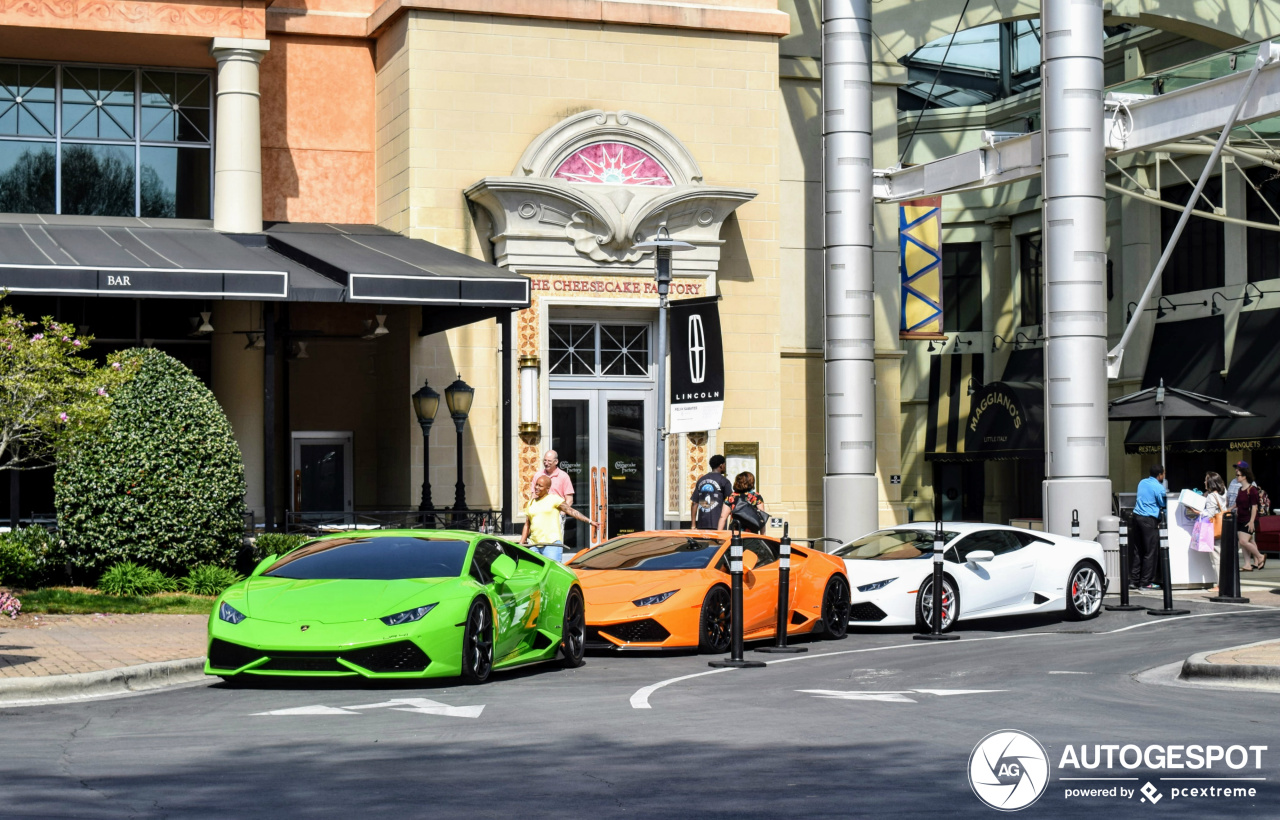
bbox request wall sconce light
[518,355,541,435]
[1126,301,1138,322]
[992,334,1013,352]
[1210,292,1225,316]
[1156,296,1176,319]
[188,312,214,337]
[927,335,946,352]
[362,313,389,340]
[290,341,309,360]
[1243,282,1266,307]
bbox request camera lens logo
[968,730,1050,812]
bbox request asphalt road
[3,594,1279,819]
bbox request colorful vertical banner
[899,197,944,339]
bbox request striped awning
[924,353,982,461]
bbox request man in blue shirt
[1131,465,1167,590]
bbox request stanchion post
[1105,514,1142,611]
[1071,509,1080,539]
[710,524,766,668]
[914,518,959,641]
[1209,510,1249,604]
[759,522,806,654]
[1147,508,1190,616]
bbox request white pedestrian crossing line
[253,697,484,718]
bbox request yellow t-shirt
[525,492,565,545]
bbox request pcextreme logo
[969,730,1050,811]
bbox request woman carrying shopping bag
[1196,472,1227,589]
[1234,466,1267,571]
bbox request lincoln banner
[668,295,724,434]
[899,197,944,338]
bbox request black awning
[1000,347,1043,382]
[1123,315,1226,454]
[0,217,529,308]
[924,352,982,461]
[263,223,530,307]
[0,219,288,299]
[1206,307,1280,450]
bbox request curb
[1180,639,1280,690]
[0,657,208,705]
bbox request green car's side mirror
[251,555,278,577]
[490,554,517,583]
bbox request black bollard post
[1147,508,1190,616]
[710,524,766,668]
[1106,516,1143,611]
[758,522,806,654]
[914,518,959,641]
[1071,509,1080,539]
[1210,511,1250,604]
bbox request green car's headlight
[219,601,246,624]
[380,604,437,626]
[632,590,677,607]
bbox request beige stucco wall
[375,11,786,528]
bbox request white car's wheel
[1065,561,1103,620]
[915,574,958,633]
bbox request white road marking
[911,688,1007,696]
[253,705,360,716]
[1047,671,1092,675]
[629,607,1280,709]
[253,697,484,718]
[798,688,1006,704]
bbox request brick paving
[1206,639,1280,668]
[0,614,206,678]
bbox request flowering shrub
[56,349,247,576]
[0,591,20,619]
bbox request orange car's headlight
[632,590,678,607]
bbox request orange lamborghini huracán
[566,530,851,652]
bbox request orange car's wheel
[697,585,732,654]
[820,575,851,640]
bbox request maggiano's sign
[963,381,1043,456]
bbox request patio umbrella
[1109,378,1260,468]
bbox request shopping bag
[1189,516,1215,552]
[1213,512,1223,538]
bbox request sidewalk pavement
[0,613,207,704]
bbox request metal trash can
[1097,515,1120,593]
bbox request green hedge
[56,349,247,576]
[252,533,310,563]
[0,526,63,588]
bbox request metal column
[821,0,880,543]
[1040,0,1111,538]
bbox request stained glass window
[552,142,673,186]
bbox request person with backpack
[718,471,769,534]
[691,455,734,530]
[1234,465,1267,571]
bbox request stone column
[210,38,270,234]
[211,301,265,521]
[1040,0,1112,539]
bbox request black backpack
[692,478,725,529]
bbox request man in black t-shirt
[691,455,734,530]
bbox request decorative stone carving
[466,110,755,275]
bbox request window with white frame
[0,61,212,219]
[549,322,650,377]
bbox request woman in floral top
[718,471,767,533]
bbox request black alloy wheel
[560,587,586,668]
[820,575,852,640]
[461,598,494,684]
[698,585,732,654]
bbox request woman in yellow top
[520,475,598,563]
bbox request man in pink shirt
[529,449,575,508]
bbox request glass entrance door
[291,432,353,515]
[550,391,651,551]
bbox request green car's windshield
[568,536,722,571]
[264,537,471,580]
[833,529,959,560]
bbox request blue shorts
[528,544,564,563]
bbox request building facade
[3,0,1279,540]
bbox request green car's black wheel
[560,586,586,668]
[698,585,732,654]
[461,598,494,684]
[821,575,851,640]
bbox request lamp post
[445,375,475,511]
[411,379,440,511]
[633,227,694,530]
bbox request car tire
[460,598,495,684]
[914,574,958,633]
[697,585,732,654]
[560,586,586,668]
[820,575,851,640]
[1065,560,1104,621]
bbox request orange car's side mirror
[741,551,760,572]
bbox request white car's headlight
[218,601,246,624]
[857,578,897,593]
[633,590,677,607]
[380,604,437,626]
